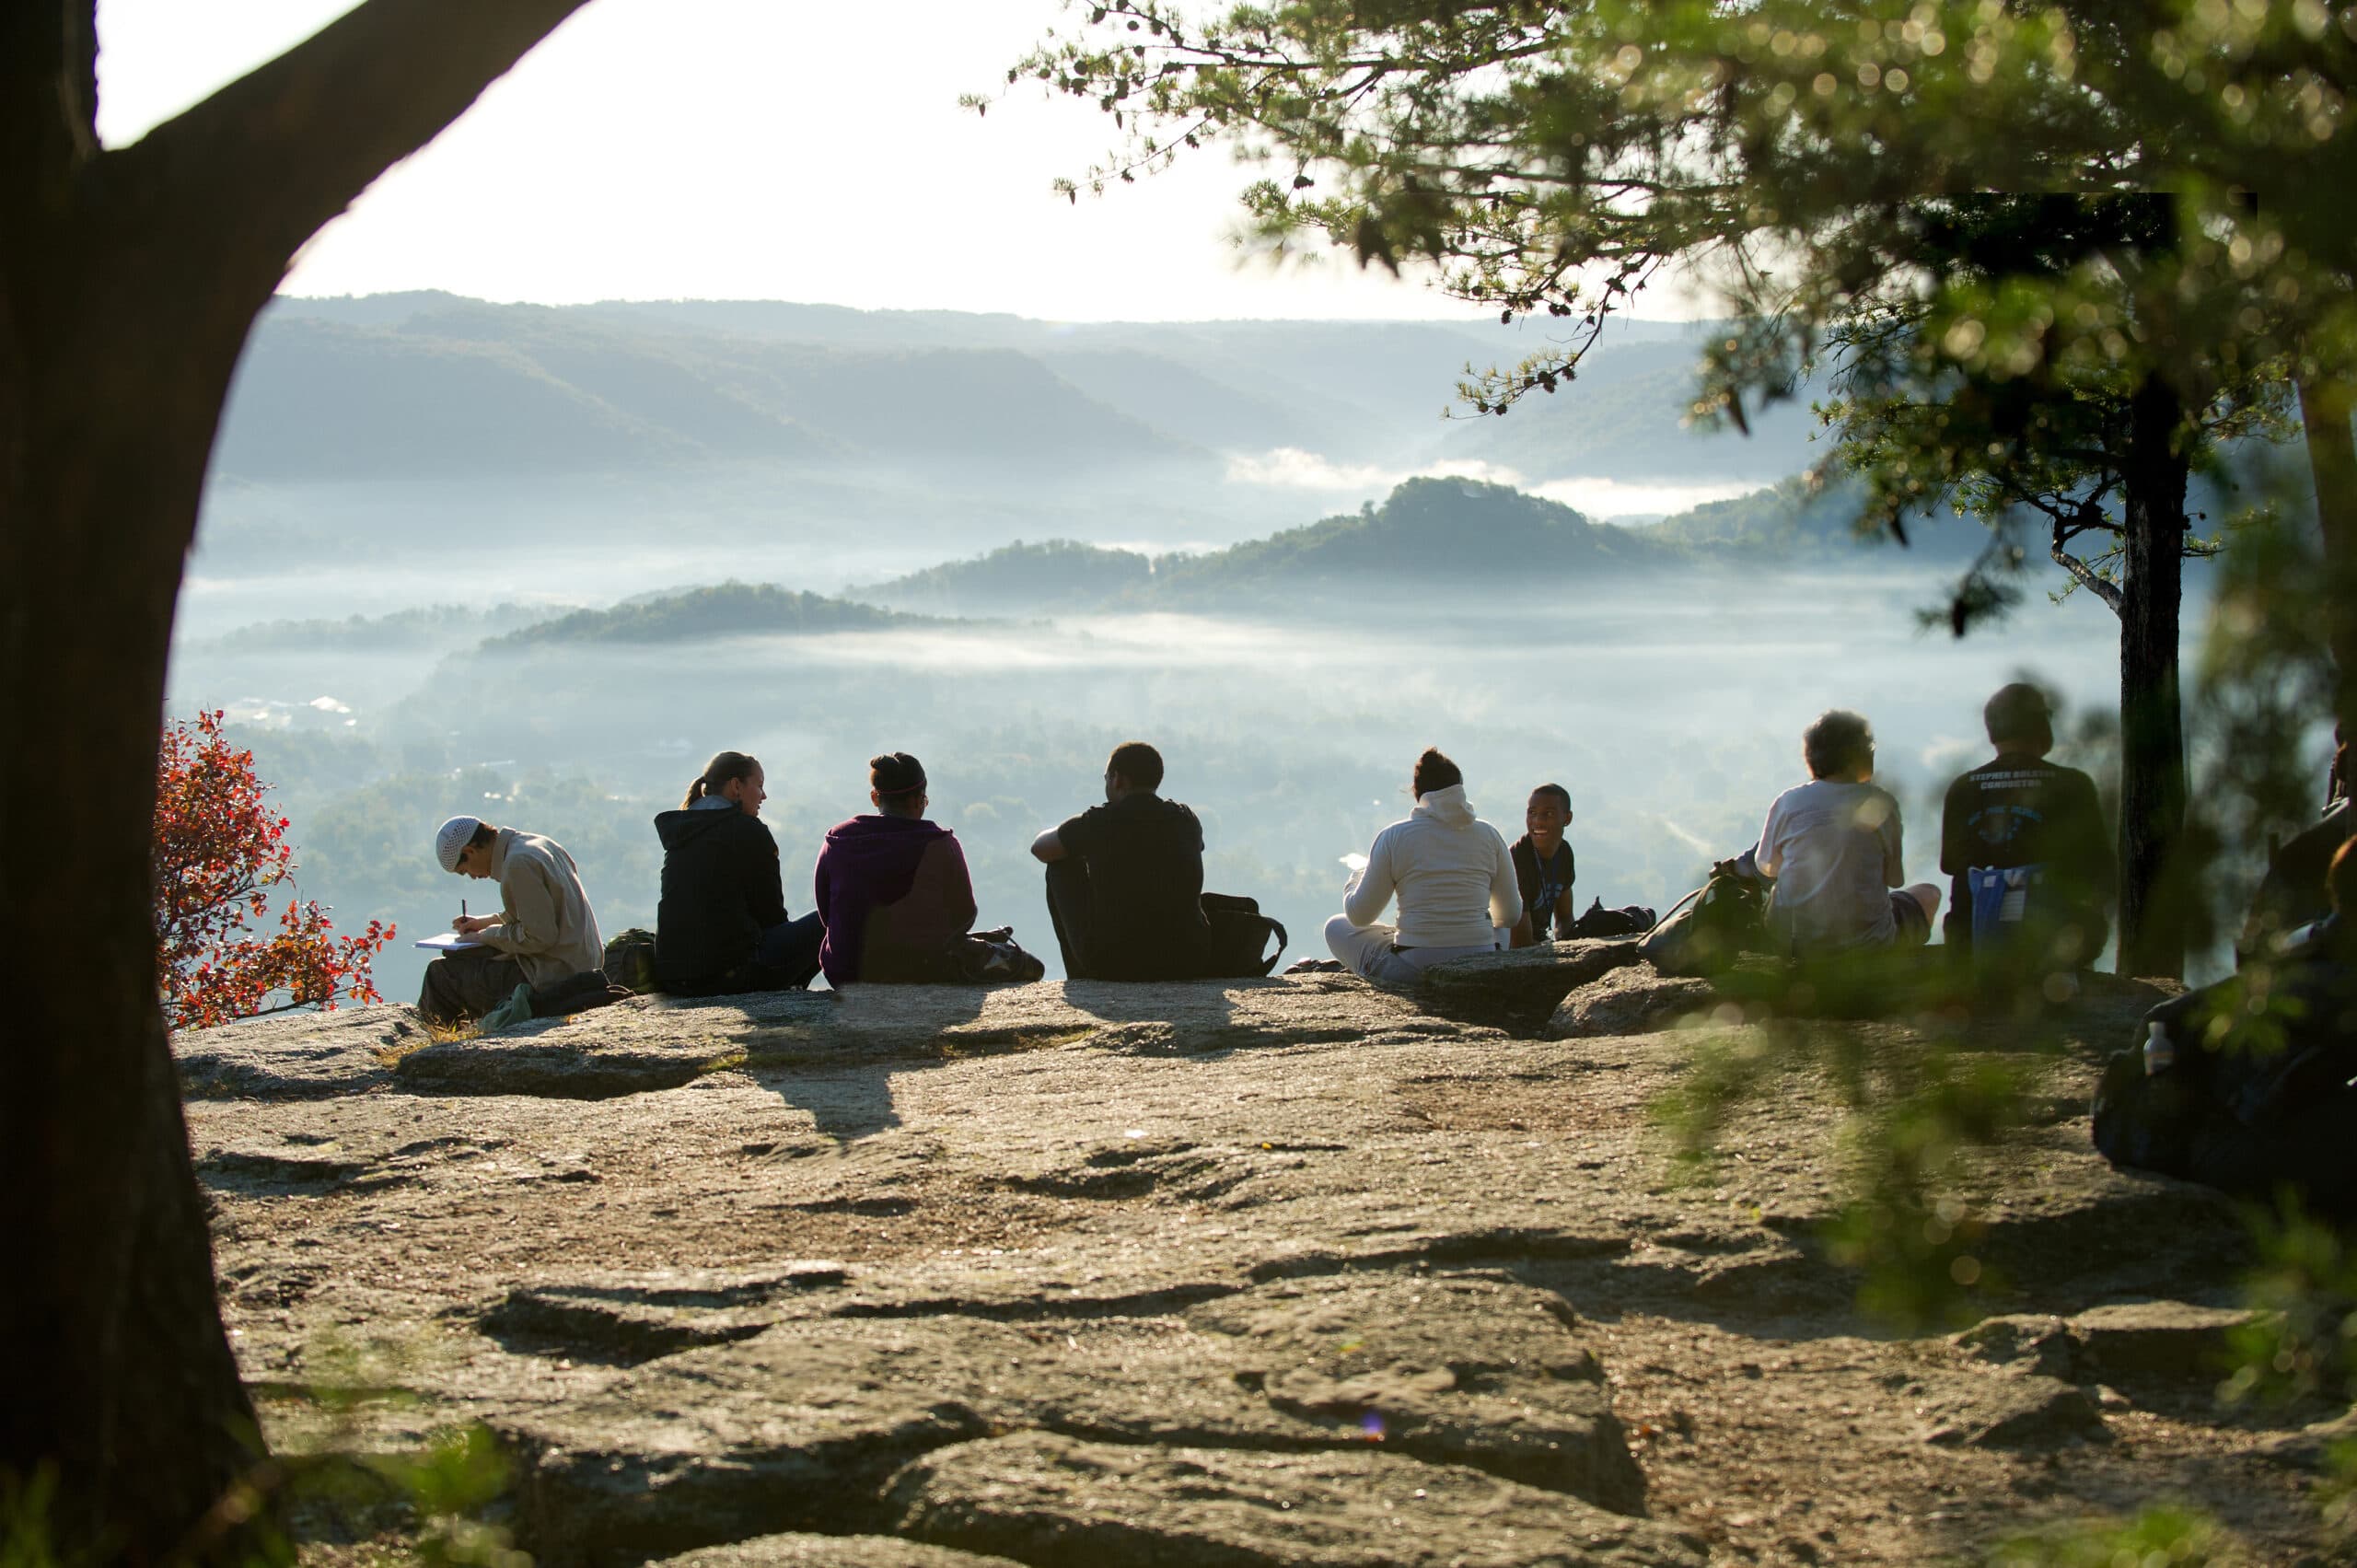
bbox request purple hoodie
[813,814,978,986]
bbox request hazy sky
[95,0,1574,323]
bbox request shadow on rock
[747,1062,904,1144]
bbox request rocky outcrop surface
[504,1270,1650,1564]
[885,1433,1702,1568]
[180,968,2327,1566]
[1418,940,1646,1027]
[650,1537,1018,1568]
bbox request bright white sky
[95,0,1554,322]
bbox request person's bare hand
[452,914,492,936]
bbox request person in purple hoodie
[814,752,984,985]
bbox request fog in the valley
[168,553,2145,1006]
[164,293,2261,1006]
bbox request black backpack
[1200,892,1289,978]
[2092,929,2357,1220]
[601,928,661,994]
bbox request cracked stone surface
[884,1432,1705,1568]
[647,1536,1019,1568]
[180,970,2338,1566]
[501,1271,1641,1563]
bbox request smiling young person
[1511,783,1579,942]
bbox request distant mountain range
[867,476,1983,613]
[481,583,931,648]
[441,475,1987,653]
[215,292,1825,489]
[181,601,566,653]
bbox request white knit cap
[435,815,482,874]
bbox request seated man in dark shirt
[1939,682,2115,969]
[1510,783,1578,943]
[1029,740,1213,980]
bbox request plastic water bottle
[2143,1019,2176,1075]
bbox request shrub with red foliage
[154,710,392,1030]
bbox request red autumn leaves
[154,710,391,1030]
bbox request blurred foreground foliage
[1985,1503,2239,1567]
[2,1338,530,1568]
[1649,955,2055,1332]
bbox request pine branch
[2050,543,2124,614]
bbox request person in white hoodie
[1326,748,1533,986]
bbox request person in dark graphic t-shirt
[1939,683,2114,967]
[1510,784,1579,941]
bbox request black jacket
[654,805,790,990]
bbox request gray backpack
[1640,860,1768,975]
[601,928,661,993]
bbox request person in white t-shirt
[1747,710,1940,956]
[1326,747,1533,987]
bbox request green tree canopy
[1002,0,2357,976]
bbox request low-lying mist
[168,560,2144,1006]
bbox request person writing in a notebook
[419,814,605,1025]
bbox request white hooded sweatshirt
[1341,784,1521,948]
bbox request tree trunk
[2114,371,2190,981]
[2294,366,2357,747]
[1,3,594,1556]
[0,190,298,1552]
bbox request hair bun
[870,751,926,796]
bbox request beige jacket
[479,828,605,985]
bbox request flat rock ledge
[885,1432,1706,1568]
[180,966,2319,1566]
[503,1270,1646,1564]
[649,1538,1019,1568]
[1417,940,1646,1027]
[1546,953,2177,1041]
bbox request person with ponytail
[813,752,1004,984]
[653,750,823,994]
[1326,747,1531,987]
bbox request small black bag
[1571,898,1658,940]
[1200,892,1289,978]
[949,926,1048,985]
